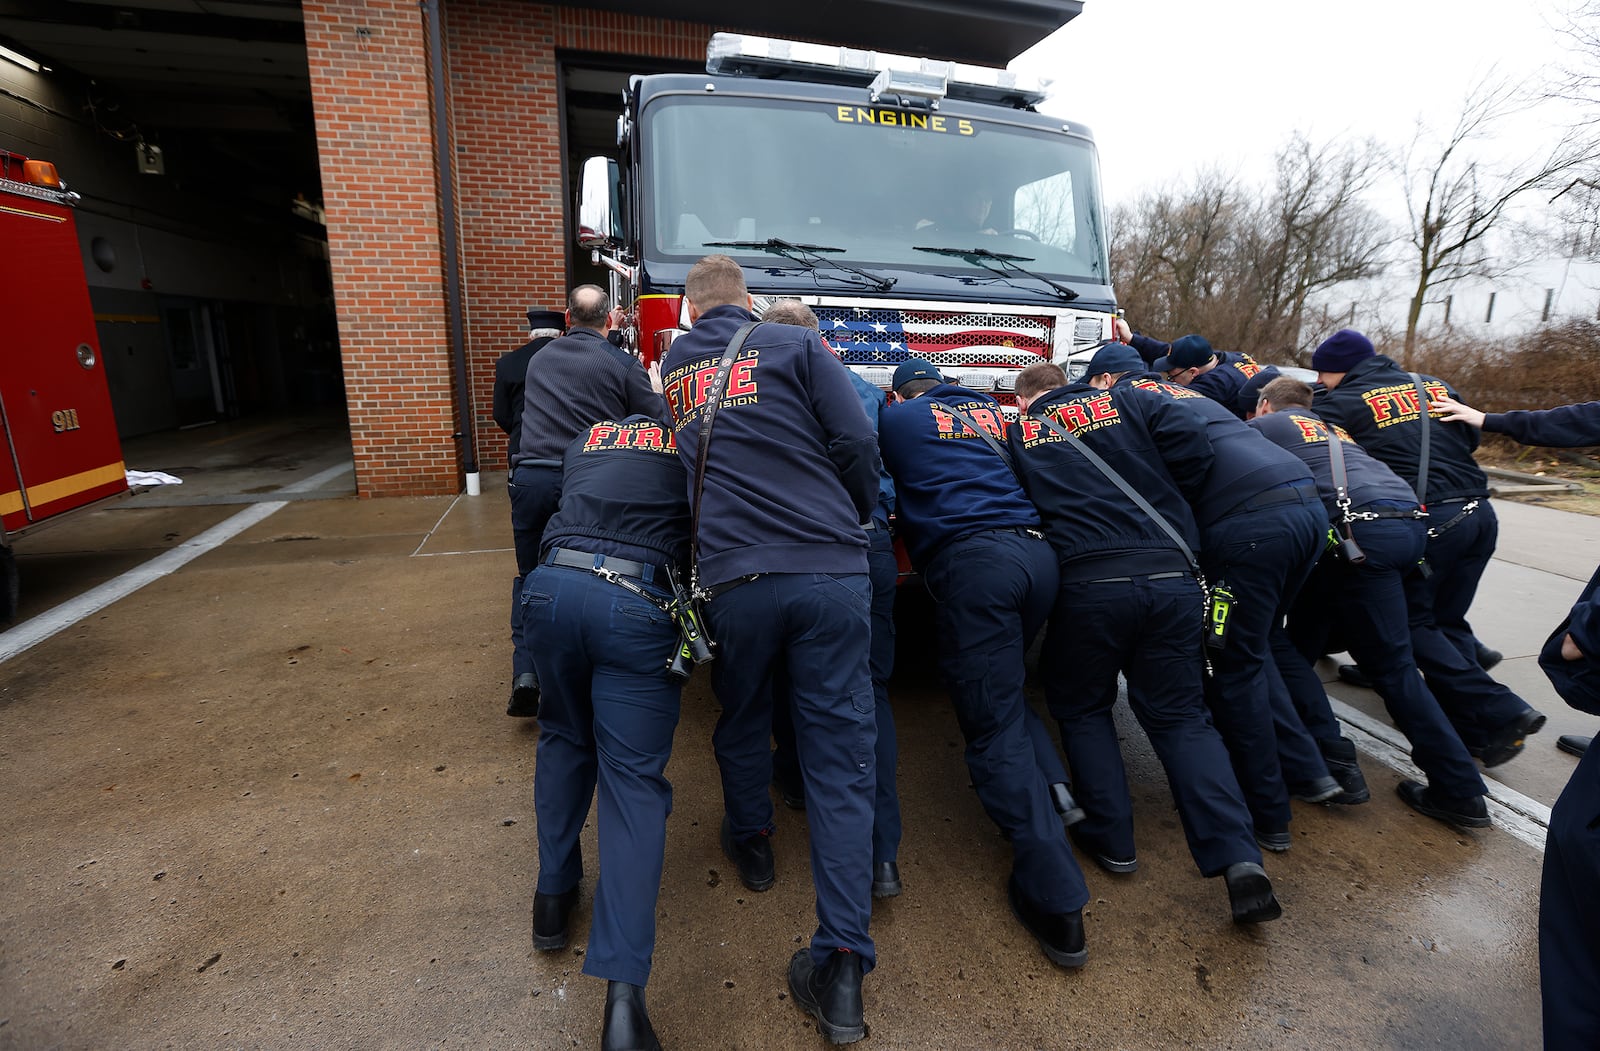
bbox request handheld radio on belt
[1027,409,1230,661]
[663,320,766,676]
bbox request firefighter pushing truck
[575,33,1119,399]
[0,149,129,622]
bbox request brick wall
[303,0,459,497]
[303,0,714,494]
[445,3,713,472]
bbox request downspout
[422,0,479,494]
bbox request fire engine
[0,149,129,622]
[577,33,1117,399]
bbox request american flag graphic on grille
[813,306,1054,370]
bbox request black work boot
[507,672,540,718]
[1396,780,1490,829]
[1335,663,1373,689]
[601,981,662,1051]
[1006,874,1087,968]
[1316,737,1370,805]
[720,815,775,892]
[532,887,579,950]
[1224,862,1282,924]
[1472,708,1547,768]
[788,947,866,1045]
[870,861,902,899]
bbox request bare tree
[1551,0,1600,115]
[1240,134,1391,355]
[1109,169,1245,342]
[1109,136,1388,360]
[1398,78,1596,365]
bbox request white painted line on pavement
[0,460,353,666]
[1331,696,1549,853]
[411,494,464,557]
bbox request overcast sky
[1011,0,1588,209]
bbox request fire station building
[0,1,1078,497]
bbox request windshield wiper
[912,245,1080,301]
[707,238,896,292]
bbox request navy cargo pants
[771,520,903,866]
[1541,744,1600,1048]
[1199,482,1328,837]
[706,572,878,972]
[507,462,561,681]
[1338,515,1486,799]
[922,529,1088,914]
[1044,570,1261,877]
[1409,500,1533,751]
[523,559,683,988]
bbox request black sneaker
[532,886,579,950]
[720,815,775,892]
[1473,709,1547,768]
[1007,874,1087,968]
[787,948,866,1045]
[1396,780,1490,829]
[1224,862,1282,924]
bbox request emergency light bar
[705,33,1051,109]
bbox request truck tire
[0,545,17,624]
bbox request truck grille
[815,305,1053,369]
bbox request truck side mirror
[577,156,620,250]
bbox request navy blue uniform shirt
[847,369,896,521]
[1122,375,1312,524]
[1249,408,1418,519]
[878,383,1038,569]
[517,328,663,467]
[1008,381,1212,578]
[1187,351,1263,418]
[1313,355,1487,504]
[1484,402,1600,448]
[660,305,875,587]
[540,416,690,570]
[493,332,560,465]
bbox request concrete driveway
[0,477,1570,1049]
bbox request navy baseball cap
[1084,342,1145,377]
[526,308,565,331]
[1234,366,1282,415]
[893,358,944,391]
[1152,334,1216,373]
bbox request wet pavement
[0,459,1571,1049]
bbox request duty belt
[701,573,764,601]
[984,526,1046,541]
[1227,479,1316,517]
[546,547,669,584]
[1344,504,1428,523]
[1084,570,1189,585]
[1426,498,1481,539]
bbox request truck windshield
[641,94,1109,287]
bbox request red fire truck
[576,33,1118,399]
[0,149,129,622]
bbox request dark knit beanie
[1311,329,1375,373]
